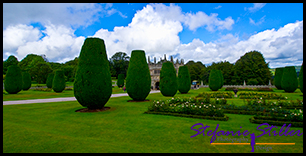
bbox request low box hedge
[144,111,229,121]
[249,116,303,127]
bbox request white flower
[294,113,297,116]
[260,97,262,99]
[182,105,184,108]
[209,104,211,106]
[204,105,206,107]
[186,105,188,107]
[279,106,281,108]
[213,105,215,108]
[172,98,174,100]
[217,98,219,101]
[195,105,197,108]
[285,114,287,117]
[157,101,159,104]
[272,108,274,111]
[206,106,208,108]
[199,106,201,108]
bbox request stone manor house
[148,54,184,90]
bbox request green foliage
[274,67,284,90]
[299,63,303,93]
[217,70,224,88]
[160,61,178,97]
[178,66,191,94]
[247,78,258,85]
[52,70,66,93]
[117,74,125,88]
[208,69,221,91]
[3,55,19,75]
[281,66,298,93]
[74,37,112,109]
[126,50,151,101]
[233,51,272,85]
[22,72,31,91]
[109,52,130,78]
[4,65,22,94]
[46,73,54,88]
[186,61,205,83]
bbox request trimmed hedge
[52,70,66,93]
[46,73,54,88]
[74,37,112,109]
[178,66,191,94]
[274,67,284,90]
[117,73,125,88]
[249,116,303,128]
[209,69,221,91]
[144,111,229,121]
[299,63,303,93]
[281,66,298,93]
[126,50,151,101]
[4,65,22,94]
[22,71,31,91]
[160,61,178,97]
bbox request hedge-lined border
[144,111,229,121]
[249,116,303,127]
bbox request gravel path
[3,90,160,105]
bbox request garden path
[3,90,160,105]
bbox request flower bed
[196,92,233,99]
[238,92,286,99]
[145,97,229,121]
[244,99,303,110]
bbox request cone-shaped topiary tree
[46,73,54,88]
[160,61,178,97]
[299,63,303,93]
[274,67,284,90]
[281,66,298,93]
[22,71,31,91]
[217,70,224,89]
[178,66,190,94]
[117,74,125,88]
[52,70,66,93]
[74,37,112,109]
[126,50,151,101]
[209,69,221,91]
[4,65,22,94]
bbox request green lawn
[3,87,303,153]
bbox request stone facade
[148,54,184,90]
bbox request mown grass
[3,88,303,153]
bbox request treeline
[186,50,273,85]
[3,50,272,85]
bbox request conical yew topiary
[74,37,112,109]
[274,67,284,90]
[299,63,303,93]
[22,71,31,91]
[209,69,221,91]
[52,70,66,93]
[126,50,151,101]
[46,73,54,88]
[117,74,125,88]
[4,65,22,94]
[217,70,224,89]
[281,66,298,93]
[160,61,178,97]
[178,65,190,94]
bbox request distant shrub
[22,71,31,90]
[209,69,221,91]
[178,66,191,94]
[247,78,258,85]
[117,74,125,88]
[52,70,66,93]
[46,73,54,88]
[160,61,178,97]
[281,66,298,93]
[4,65,22,94]
[274,67,284,90]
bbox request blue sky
[3,3,303,68]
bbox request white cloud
[245,3,266,13]
[171,20,303,68]
[249,15,266,25]
[214,5,222,9]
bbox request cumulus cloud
[3,24,85,62]
[171,20,303,68]
[249,15,266,25]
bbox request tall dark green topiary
[209,69,221,91]
[22,71,31,90]
[217,70,224,89]
[274,67,284,90]
[52,70,66,93]
[299,63,303,93]
[46,73,54,88]
[74,37,112,109]
[4,65,22,94]
[160,61,178,97]
[117,74,125,88]
[126,50,151,101]
[178,66,190,94]
[281,66,298,93]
